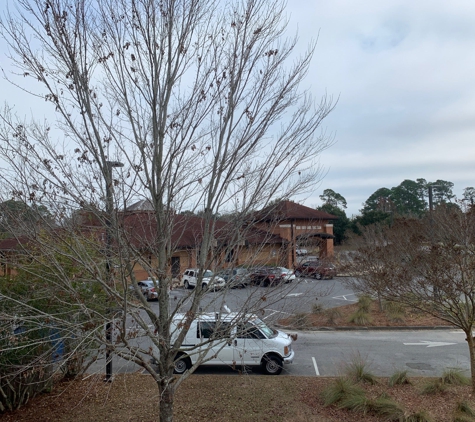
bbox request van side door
[197,320,234,365]
[233,322,265,365]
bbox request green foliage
[357,295,373,312]
[405,410,434,422]
[454,400,475,421]
[383,300,406,323]
[343,356,378,385]
[348,308,372,325]
[455,400,475,416]
[324,308,341,325]
[319,189,347,209]
[420,379,447,395]
[441,368,470,386]
[388,370,411,386]
[338,393,371,413]
[321,377,365,406]
[370,395,406,420]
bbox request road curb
[276,324,455,332]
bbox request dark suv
[216,268,250,288]
[294,261,336,279]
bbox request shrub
[356,294,373,312]
[455,400,475,416]
[405,410,434,422]
[388,369,411,386]
[420,379,447,395]
[383,300,406,323]
[441,368,470,386]
[325,308,341,325]
[321,377,365,406]
[370,395,405,420]
[343,356,377,385]
[338,393,371,414]
[348,308,372,325]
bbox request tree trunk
[464,330,475,392]
[158,378,175,422]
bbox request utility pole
[104,160,123,382]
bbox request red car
[294,261,336,279]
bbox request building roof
[251,200,338,222]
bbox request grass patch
[343,356,378,385]
[356,294,373,312]
[321,377,365,406]
[388,369,411,386]
[456,400,475,416]
[324,308,341,325]
[405,410,434,421]
[441,368,470,386]
[370,395,405,420]
[337,392,371,414]
[347,308,372,325]
[420,379,447,395]
[382,300,406,322]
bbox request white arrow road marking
[332,294,357,302]
[403,341,457,348]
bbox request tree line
[318,180,475,243]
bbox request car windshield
[203,270,213,278]
[253,317,277,339]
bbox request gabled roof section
[252,200,338,222]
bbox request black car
[249,267,283,287]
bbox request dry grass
[280,300,452,329]
[2,374,475,422]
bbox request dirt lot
[2,301,472,422]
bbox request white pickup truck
[182,269,225,290]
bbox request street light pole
[428,184,440,300]
[104,160,123,382]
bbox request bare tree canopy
[347,205,475,390]
[0,0,335,420]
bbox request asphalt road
[88,277,472,378]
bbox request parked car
[154,312,295,375]
[275,267,296,283]
[216,268,250,288]
[296,248,308,256]
[182,269,226,290]
[294,261,337,279]
[129,279,156,297]
[249,267,284,287]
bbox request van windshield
[203,270,213,278]
[254,318,277,339]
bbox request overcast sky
[1,1,474,217]
[288,0,475,216]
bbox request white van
[170,312,295,375]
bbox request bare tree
[347,206,475,390]
[0,0,335,420]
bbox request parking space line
[312,357,320,376]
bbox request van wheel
[201,283,208,291]
[173,353,191,374]
[184,281,190,289]
[261,355,283,375]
